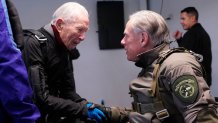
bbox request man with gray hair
[98,10,218,123]
[22,2,105,123]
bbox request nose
[180,19,183,24]
[79,33,86,41]
[121,37,125,46]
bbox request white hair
[51,2,88,24]
[129,10,170,46]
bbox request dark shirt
[177,23,212,86]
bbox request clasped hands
[86,103,106,123]
[86,102,130,123]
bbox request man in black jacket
[22,2,105,123]
[173,7,212,87]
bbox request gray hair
[51,2,88,24]
[129,10,169,46]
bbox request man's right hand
[173,30,183,40]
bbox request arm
[177,31,196,50]
[162,55,218,123]
[58,58,83,102]
[173,30,182,41]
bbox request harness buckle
[34,34,47,41]
[156,109,169,120]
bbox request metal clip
[156,109,169,120]
[34,34,47,41]
[189,50,203,62]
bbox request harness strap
[150,64,160,97]
[132,101,169,120]
[23,29,47,44]
[23,29,48,62]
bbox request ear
[190,16,196,22]
[141,32,149,47]
[55,19,64,31]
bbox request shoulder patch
[172,75,199,103]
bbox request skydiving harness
[131,47,204,121]
[22,29,48,62]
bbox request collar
[135,42,170,68]
[51,24,67,49]
[189,23,201,30]
[43,24,67,50]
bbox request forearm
[29,65,88,118]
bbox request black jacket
[22,24,88,123]
[177,23,212,86]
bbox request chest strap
[132,101,169,120]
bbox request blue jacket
[0,0,40,122]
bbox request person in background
[21,2,105,123]
[97,10,218,123]
[173,7,212,87]
[0,0,40,122]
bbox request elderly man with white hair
[22,2,105,123]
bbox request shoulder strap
[23,29,47,43]
[23,29,48,61]
[157,47,188,65]
[151,47,188,97]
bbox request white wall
[12,0,147,107]
[148,0,218,97]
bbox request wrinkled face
[180,12,194,30]
[121,22,144,62]
[58,15,89,50]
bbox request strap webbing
[150,64,160,97]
